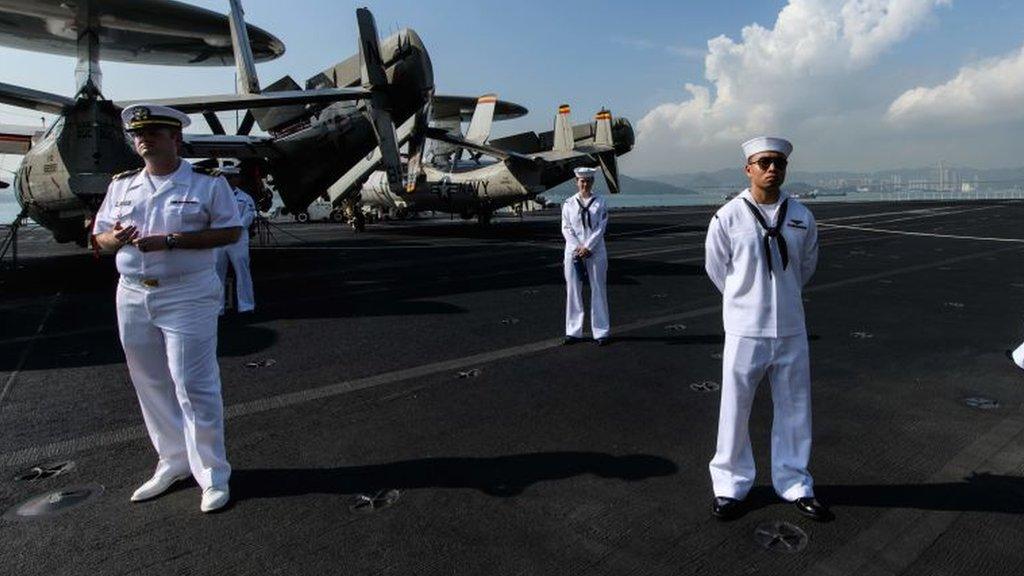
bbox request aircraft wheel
[295,212,310,223]
[329,209,345,223]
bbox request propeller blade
[356,8,403,195]
[357,8,387,89]
[403,99,431,192]
[598,152,620,194]
[203,111,226,135]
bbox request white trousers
[216,240,254,312]
[709,333,813,501]
[564,248,609,339]
[116,270,231,490]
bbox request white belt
[120,269,211,289]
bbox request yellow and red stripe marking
[558,104,571,114]
[594,111,613,120]
[477,95,497,104]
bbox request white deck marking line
[1,245,1018,469]
[0,292,61,412]
[804,414,1024,576]
[819,223,1024,243]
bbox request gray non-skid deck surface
[2,201,1024,575]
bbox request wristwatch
[165,234,178,250]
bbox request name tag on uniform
[169,199,199,205]
[115,201,132,207]
[787,220,807,230]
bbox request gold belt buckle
[142,278,159,287]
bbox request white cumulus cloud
[887,43,1024,126]
[631,0,950,174]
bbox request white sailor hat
[121,103,191,131]
[741,136,793,160]
[574,166,598,180]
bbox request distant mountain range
[544,174,698,198]
[644,166,1024,191]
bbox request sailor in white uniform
[704,137,830,521]
[1008,343,1024,371]
[562,166,611,345]
[92,104,242,513]
[215,166,256,314]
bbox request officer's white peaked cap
[121,104,191,131]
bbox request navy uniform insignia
[111,167,142,180]
[131,107,151,122]
[788,219,807,229]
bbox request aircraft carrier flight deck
[2,200,1024,575]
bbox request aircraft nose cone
[614,117,635,153]
[393,28,434,94]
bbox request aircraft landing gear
[477,210,492,226]
[295,211,310,223]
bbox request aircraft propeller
[357,8,404,197]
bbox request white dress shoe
[131,473,190,502]
[200,485,230,513]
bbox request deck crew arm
[704,215,730,293]
[800,213,819,286]
[562,202,581,248]
[583,202,608,251]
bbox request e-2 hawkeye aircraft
[328,96,634,226]
[0,0,433,245]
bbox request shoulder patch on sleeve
[111,167,142,181]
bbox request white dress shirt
[561,192,609,253]
[94,160,242,278]
[705,189,818,337]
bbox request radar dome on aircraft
[0,0,285,65]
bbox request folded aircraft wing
[0,124,40,154]
[116,87,371,114]
[180,134,279,160]
[431,95,527,122]
[0,82,73,114]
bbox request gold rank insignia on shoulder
[111,167,142,180]
[192,166,218,176]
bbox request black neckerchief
[577,196,596,230]
[741,196,789,275]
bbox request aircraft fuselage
[14,98,140,244]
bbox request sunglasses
[748,156,788,170]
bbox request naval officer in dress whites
[92,104,242,513]
[215,165,257,314]
[704,137,830,521]
[562,166,611,345]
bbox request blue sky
[2,1,1023,176]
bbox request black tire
[295,212,310,223]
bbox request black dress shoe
[711,496,744,520]
[595,337,610,347]
[1008,349,1021,368]
[794,497,833,521]
[563,336,584,346]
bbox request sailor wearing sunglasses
[703,137,830,521]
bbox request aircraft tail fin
[228,0,260,95]
[464,94,497,144]
[594,108,613,147]
[552,104,574,152]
